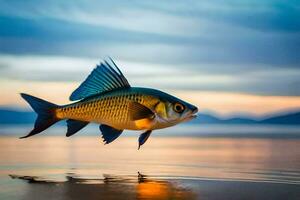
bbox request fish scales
[55,89,155,130]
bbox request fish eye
[173,103,185,113]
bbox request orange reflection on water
[137,180,195,200]
[138,181,168,199]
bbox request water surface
[0,136,299,199]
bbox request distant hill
[260,112,300,125]
[0,109,36,124]
[194,114,258,124]
[193,111,300,125]
[0,108,299,125]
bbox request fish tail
[20,93,60,139]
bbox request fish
[20,58,198,149]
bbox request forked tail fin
[20,93,60,139]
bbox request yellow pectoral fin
[134,118,154,130]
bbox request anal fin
[66,119,89,137]
[100,124,123,144]
[138,130,152,150]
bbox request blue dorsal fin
[70,58,130,101]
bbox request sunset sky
[1,1,300,116]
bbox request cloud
[1,15,299,68]
[0,54,299,96]
[0,0,299,97]
[134,1,300,33]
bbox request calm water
[0,136,299,199]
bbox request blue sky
[0,0,300,114]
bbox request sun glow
[1,80,300,116]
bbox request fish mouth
[183,113,197,122]
[182,115,196,122]
[188,114,197,120]
[191,107,198,115]
[183,107,198,122]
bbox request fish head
[153,93,198,127]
